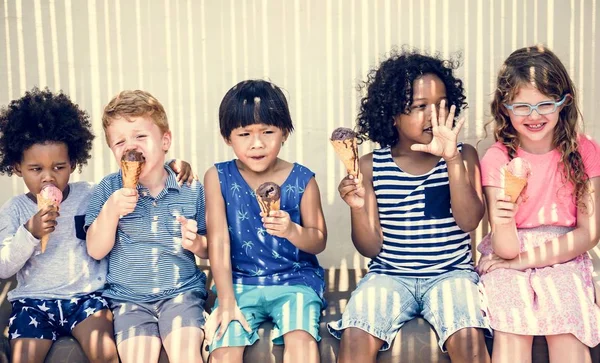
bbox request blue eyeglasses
[504,95,568,116]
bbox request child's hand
[109,188,138,218]
[262,210,294,238]
[410,101,466,162]
[176,216,198,251]
[169,159,198,186]
[25,205,59,240]
[204,299,252,345]
[476,253,526,274]
[338,174,365,209]
[491,189,520,226]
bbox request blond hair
[102,90,169,144]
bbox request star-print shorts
[8,292,109,341]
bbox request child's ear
[13,164,22,177]
[162,131,172,152]
[70,162,76,174]
[223,136,232,146]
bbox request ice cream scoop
[330,127,359,177]
[256,182,281,215]
[37,184,63,253]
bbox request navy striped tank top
[369,144,474,277]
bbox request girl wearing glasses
[477,45,600,363]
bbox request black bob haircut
[219,80,294,139]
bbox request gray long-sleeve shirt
[0,181,107,301]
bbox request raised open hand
[411,100,465,161]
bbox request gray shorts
[109,290,206,345]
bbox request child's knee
[283,329,317,345]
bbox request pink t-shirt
[481,135,600,228]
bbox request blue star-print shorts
[8,292,109,341]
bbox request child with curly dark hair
[0,88,119,363]
[327,49,491,363]
[477,45,600,363]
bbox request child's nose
[251,135,265,148]
[528,109,542,120]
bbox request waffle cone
[255,195,280,216]
[121,160,143,188]
[330,138,359,176]
[36,194,56,253]
[504,170,528,203]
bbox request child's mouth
[525,123,546,132]
[250,156,266,161]
[423,127,433,133]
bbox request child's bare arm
[204,166,251,342]
[265,177,327,254]
[484,186,521,259]
[447,144,485,232]
[341,154,383,258]
[86,188,137,260]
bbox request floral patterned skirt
[478,225,600,347]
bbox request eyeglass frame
[503,95,569,116]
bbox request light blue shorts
[209,284,323,353]
[328,269,491,352]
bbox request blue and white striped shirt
[369,145,474,277]
[85,166,207,302]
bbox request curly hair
[356,47,467,148]
[0,87,94,175]
[489,45,588,211]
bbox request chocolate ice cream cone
[121,160,143,188]
[330,138,359,177]
[255,182,281,216]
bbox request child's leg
[209,346,245,363]
[68,293,118,363]
[421,270,491,363]
[208,286,264,363]
[546,334,591,363]
[265,285,322,363]
[163,327,204,363]
[158,290,206,363]
[338,328,385,363]
[9,339,52,363]
[71,309,118,363]
[282,330,319,363]
[118,336,162,363]
[327,273,420,363]
[109,299,162,363]
[491,331,533,363]
[8,298,57,363]
[444,328,489,363]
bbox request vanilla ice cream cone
[504,170,528,203]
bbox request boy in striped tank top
[85,90,208,363]
[328,50,491,363]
